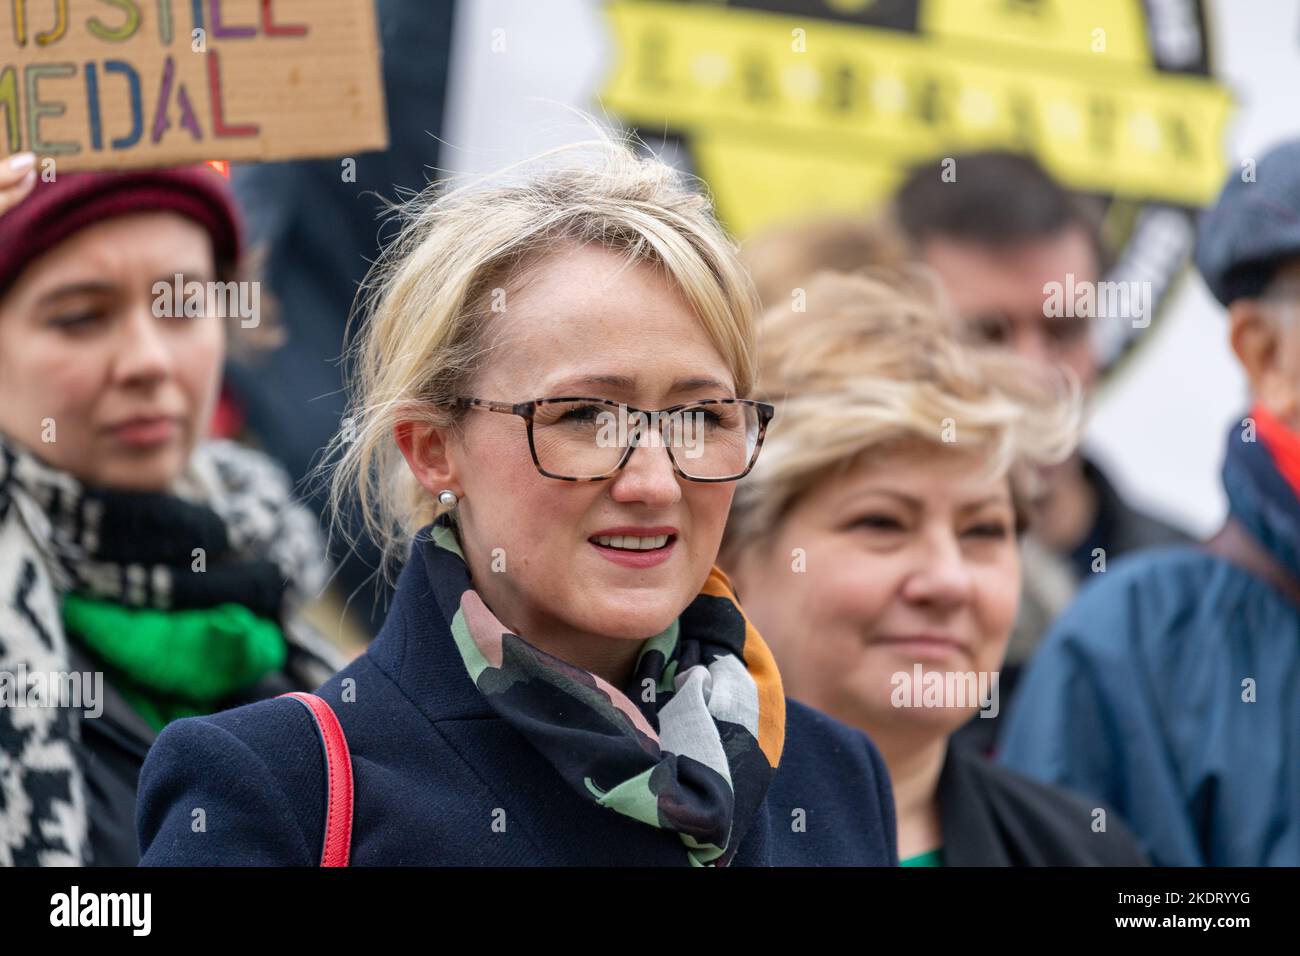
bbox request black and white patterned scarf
[0,431,338,866]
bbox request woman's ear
[394,419,461,498]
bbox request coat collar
[1222,405,1300,588]
[363,533,496,722]
[936,743,1013,866]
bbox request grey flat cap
[1195,137,1300,307]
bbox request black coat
[68,638,331,866]
[138,536,901,866]
[937,742,1149,866]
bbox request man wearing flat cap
[997,138,1300,866]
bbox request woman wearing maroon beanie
[0,156,341,866]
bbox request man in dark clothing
[224,0,458,634]
[890,152,1190,753]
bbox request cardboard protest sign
[2,0,388,171]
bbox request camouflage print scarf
[423,515,785,866]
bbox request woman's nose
[901,531,975,610]
[608,422,682,507]
[111,304,174,386]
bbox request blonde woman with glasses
[136,138,898,867]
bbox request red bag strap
[280,692,353,867]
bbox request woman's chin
[84,459,183,492]
[94,442,190,491]
[576,597,683,642]
[854,701,972,740]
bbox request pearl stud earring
[437,490,459,508]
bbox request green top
[900,847,946,867]
[62,592,287,732]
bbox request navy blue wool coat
[137,539,899,866]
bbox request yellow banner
[602,0,1232,236]
[922,0,1151,66]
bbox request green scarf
[63,593,287,732]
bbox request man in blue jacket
[998,138,1300,866]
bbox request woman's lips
[872,635,970,662]
[588,534,677,569]
[107,417,180,448]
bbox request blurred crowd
[1,2,1296,869]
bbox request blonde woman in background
[721,271,1148,866]
[137,138,898,866]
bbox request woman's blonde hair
[323,133,760,575]
[721,268,1083,562]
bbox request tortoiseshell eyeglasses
[445,396,774,482]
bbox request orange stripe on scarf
[701,565,786,769]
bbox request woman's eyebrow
[34,281,118,305]
[842,488,921,510]
[34,272,218,307]
[544,373,731,395]
[671,376,731,393]
[957,495,1014,514]
[152,270,216,286]
[838,490,1013,521]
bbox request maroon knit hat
[0,165,243,295]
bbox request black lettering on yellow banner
[602,0,1231,236]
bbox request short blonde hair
[722,269,1082,561]
[325,134,760,572]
